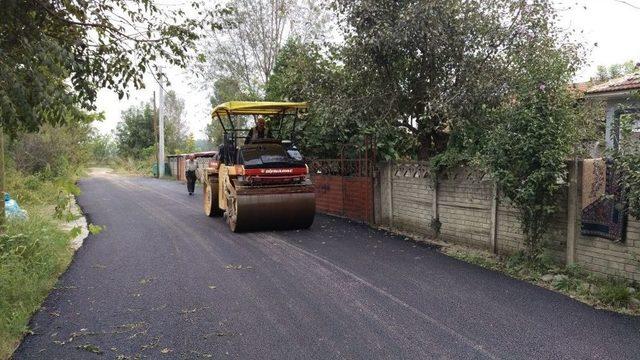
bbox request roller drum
[232,189,315,232]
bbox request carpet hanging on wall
[581,158,627,242]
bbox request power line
[613,0,640,10]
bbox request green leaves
[481,58,580,258]
[1,0,222,135]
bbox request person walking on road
[185,154,198,195]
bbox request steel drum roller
[232,187,315,232]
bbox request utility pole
[158,69,166,178]
[153,91,159,178]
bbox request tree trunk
[417,129,450,160]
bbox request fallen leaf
[76,343,103,355]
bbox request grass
[0,214,74,357]
[0,169,80,359]
[441,245,640,314]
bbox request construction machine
[201,101,315,232]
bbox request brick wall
[377,160,640,281]
[576,223,640,281]
[573,160,640,280]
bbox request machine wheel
[226,195,239,232]
[203,181,222,217]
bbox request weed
[88,224,104,235]
[441,245,640,314]
[596,278,632,307]
[0,216,73,357]
[563,263,587,278]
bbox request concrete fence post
[566,158,579,265]
[489,182,499,254]
[377,161,394,227]
[432,174,439,223]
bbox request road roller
[201,101,315,232]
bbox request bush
[0,145,82,358]
[0,216,73,357]
[10,123,91,178]
[505,250,554,278]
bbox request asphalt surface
[13,172,640,359]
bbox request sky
[93,0,640,139]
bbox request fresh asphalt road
[13,172,640,359]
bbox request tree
[332,0,581,159]
[204,77,255,147]
[196,0,332,96]
[115,103,155,159]
[0,0,221,223]
[483,66,580,259]
[1,0,219,136]
[11,121,95,177]
[183,134,198,153]
[163,90,188,154]
[89,132,118,165]
[595,60,638,82]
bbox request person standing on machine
[185,154,198,195]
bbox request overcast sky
[93,0,640,139]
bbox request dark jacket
[245,126,271,144]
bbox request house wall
[376,160,640,281]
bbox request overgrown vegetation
[261,0,595,260]
[481,52,581,259]
[442,246,640,314]
[0,211,74,357]
[0,155,84,358]
[0,122,94,358]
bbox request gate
[308,139,376,223]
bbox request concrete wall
[377,160,640,281]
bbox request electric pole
[153,91,159,178]
[158,69,166,178]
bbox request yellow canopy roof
[211,101,308,117]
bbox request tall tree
[0,0,221,223]
[333,0,580,159]
[1,0,219,135]
[196,0,332,96]
[163,90,188,154]
[115,103,155,159]
[595,60,638,82]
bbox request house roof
[586,72,640,95]
[570,81,592,93]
